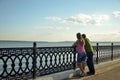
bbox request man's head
[82,34,86,39]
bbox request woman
[73,33,86,76]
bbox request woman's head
[76,33,81,39]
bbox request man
[82,34,95,75]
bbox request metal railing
[93,43,120,64]
[0,42,76,79]
[0,42,120,79]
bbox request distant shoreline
[0,40,120,43]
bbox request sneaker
[80,73,85,77]
[79,72,82,75]
[87,72,95,75]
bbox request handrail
[0,42,120,79]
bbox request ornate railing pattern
[0,42,120,79]
[0,43,75,79]
[0,47,33,79]
[35,47,75,77]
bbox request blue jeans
[77,53,86,64]
[86,52,95,74]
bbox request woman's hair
[76,33,81,39]
[76,32,85,46]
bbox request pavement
[68,59,120,80]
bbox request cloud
[34,26,70,30]
[45,14,109,25]
[90,32,120,41]
[113,11,120,17]
[45,17,62,21]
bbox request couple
[73,32,95,77]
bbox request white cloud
[45,14,109,25]
[113,11,120,17]
[90,32,120,41]
[45,17,62,21]
[65,14,93,25]
[34,26,70,30]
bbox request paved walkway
[69,59,120,80]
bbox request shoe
[87,72,95,75]
[87,72,90,74]
[80,73,85,77]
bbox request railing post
[33,42,37,79]
[111,43,113,61]
[96,43,99,64]
[73,47,76,70]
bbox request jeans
[77,53,86,64]
[86,52,95,74]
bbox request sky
[0,0,120,42]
